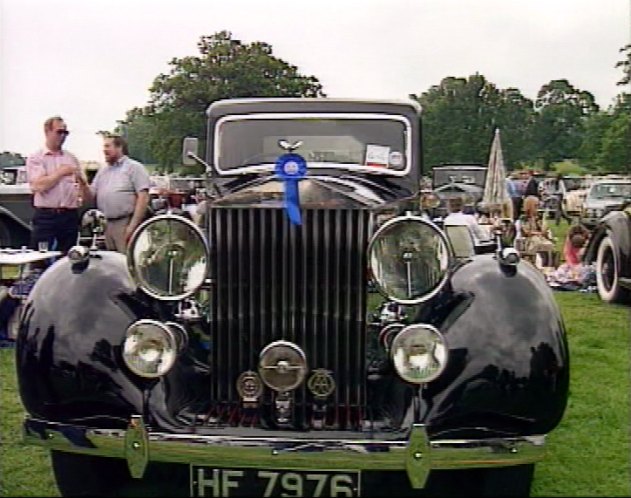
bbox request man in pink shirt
[26,116,85,254]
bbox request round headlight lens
[122,320,179,378]
[128,214,209,300]
[368,216,451,304]
[391,324,447,384]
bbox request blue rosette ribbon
[275,153,307,225]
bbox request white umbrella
[482,128,512,219]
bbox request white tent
[482,128,512,219]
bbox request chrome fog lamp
[258,341,308,392]
[391,324,447,384]
[127,214,209,300]
[122,320,180,378]
[368,215,451,304]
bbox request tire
[51,451,132,497]
[596,235,630,304]
[50,450,188,497]
[0,219,11,246]
[422,464,535,497]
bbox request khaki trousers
[105,216,131,253]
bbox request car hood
[210,175,405,209]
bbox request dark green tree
[533,79,599,169]
[411,74,535,171]
[122,31,325,172]
[0,151,26,168]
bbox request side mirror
[182,137,199,166]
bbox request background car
[583,204,631,304]
[0,165,32,247]
[580,178,631,229]
[429,164,486,218]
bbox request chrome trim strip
[24,418,546,489]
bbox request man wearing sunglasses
[26,116,85,254]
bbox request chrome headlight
[127,214,209,300]
[368,215,451,304]
[391,324,448,384]
[122,320,184,378]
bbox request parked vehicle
[580,178,631,229]
[17,98,569,497]
[429,164,486,218]
[583,204,631,304]
[0,165,33,247]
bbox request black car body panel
[16,99,569,496]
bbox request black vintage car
[583,204,631,304]
[16,99,569,497]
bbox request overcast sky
[0,0,629,162]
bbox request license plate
[191,466,361,497]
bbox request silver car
[580,178,631,229]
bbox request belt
[106,214,132,222]
[35,207,78,214]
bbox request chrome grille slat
[209,207,369,429]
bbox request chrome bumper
[24,416,546,489]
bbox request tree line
[27,30,631,176]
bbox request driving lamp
[127,214,209,300]
[122,320,181,378]
[390,324,448,384]
[258,341,308,392]
[368,215,451,304]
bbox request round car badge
[307,369,336,399]
[236,371,263,402]
[389,151,403,167]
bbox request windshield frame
[212,113,413,177]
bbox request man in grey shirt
[79,134,150,252]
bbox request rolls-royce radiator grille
[208,208,371,430]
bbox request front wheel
[50,451,188,497]
[0,219,11,246]
[596,235,630,304]
[51,451,132,496]
[423,464,535,497]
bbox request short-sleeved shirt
[444,211,490,243]
[26,148,81,208]
[90,156,150,219]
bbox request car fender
[417,256,569,436]
[15,251,202,431]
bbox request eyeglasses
[55,129,70,136]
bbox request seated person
[563,224,590,267]
[520,198,555,256]
[444,197,490,244]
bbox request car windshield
[589,183,631,199]
[215,115,409,174]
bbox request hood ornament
[278,139,303,152]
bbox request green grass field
[1,291,628,497]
